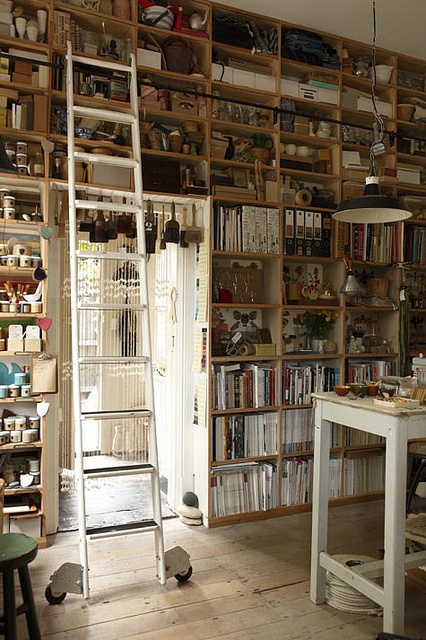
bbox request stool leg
[18,566,41,640]
[3,569,17,640]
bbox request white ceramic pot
[296,145,309,157]
[285,143,296,155]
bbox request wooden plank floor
[20,501,426,639]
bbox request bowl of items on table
[334,381,379,398]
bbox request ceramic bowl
[334,385,350,397]
[371,64,393,83]
[349,383,367,398]
[366,382,380,396]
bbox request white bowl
[296,145,309,157]
[371,65,393,83]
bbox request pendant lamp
[333,0,411,224]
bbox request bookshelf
[1,0,425,530]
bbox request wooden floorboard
[16,500,426,639]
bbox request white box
[357,97,393,118]
[91,164,132,189]
[212,63,233,83]
[299,83,318,101]
[280,77,299,97]
[137,48,162,69]
[397,167,421,184]
[318,87,338,105]
[7,338,24,352]
[24,338,43,353]
[10,515,41,538]
[232,69,255,89]
[342,92,358,109]
[254,73,275,92]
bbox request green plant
[302,310,339,339]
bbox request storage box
[232,69,255,89]
[397,166,421,184]
[7,338,24,352]
[318,87,339,105]
[280,77,299,97]
[299,83,318,101]
[357,97,393,118]
[342,92,358,110]
[24,338,43,353]
[142,158,181,193]
[211,138,228,159]
[137,48,162,69]
[170,91,197,115]
[90,164,132,189]
[254,73,275,92]
[212,63,233,83]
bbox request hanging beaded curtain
[59,225,151,490]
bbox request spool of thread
[238,342,251,356]
[295,189,312,206]
[9,430,22,443]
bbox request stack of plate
[325,554,383,615]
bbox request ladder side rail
[66,41,90,600]
[129,52,166,584]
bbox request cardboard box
[33,94,48,132]
[137,48,162,69]
[14,60,32,75]
[342,91,358,110]
[11,72,32,84]
[357,96,393,118]
[232,69,255,89]
[252,343,276,356]
[212,63,233,83]
[90,164,132,189]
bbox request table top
[312,392,426,417]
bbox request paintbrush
[164,200,179,244]
[180,206,189,247]
[160,206,166,250]
[185,203,203,244]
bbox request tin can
[9,430,22,443]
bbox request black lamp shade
[333,177,411,223]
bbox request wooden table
[310,392,426,634]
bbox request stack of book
[283,363,340,406]
[211,362,278,410]
[212,412,278,461]
[213,202,280,253]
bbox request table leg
[382,423,408,634]
[310,401,331,604]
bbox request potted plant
[302,309,339,352]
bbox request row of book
[284,208,331,257]
[210,462,278,517]
[334,220,401,263]
[211,362,278,410]
[347,360,395,383]
[282,408,313,453]
[404,226,426,265]
[213,202,280,253]
[282,457,313,506]
[283,363,340,406]
[0,87,47,131]
[212,413,278,461]
[343,450,385,495]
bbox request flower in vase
[302,310,339,340]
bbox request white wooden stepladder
[45,43,191,603]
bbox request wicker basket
[250,147,270,164]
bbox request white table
[310,392,426,634]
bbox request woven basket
[250,147,270,164]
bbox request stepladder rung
[74,152,138,168]
[84,463,155,479]
[71,53,132,74]
[73,105,135,125]
[86,520,159,540]
[77,302,147,311]
[75,200,140,214]
[81,409,152,420]
[76,249,144,261]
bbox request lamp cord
[370,0,388,176]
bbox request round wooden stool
[0,533,41,640]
